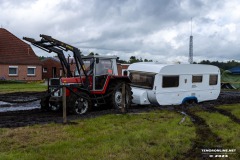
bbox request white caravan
[128,63,220,106]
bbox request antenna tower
[188,18,193,64]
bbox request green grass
[0,83,47,93]
[0,111,195,160]
[217,104,240,119]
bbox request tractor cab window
[75,58,94,76]
[95,59,113,75]
[95,59,113,90]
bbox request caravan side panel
[155,65,220,105]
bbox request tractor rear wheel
[108,82,132,112]
[68,92,92,115]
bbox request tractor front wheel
[68,92,92,115]
[40,96,50,111]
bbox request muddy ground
[0,91,239,128]
[0,91,239,159]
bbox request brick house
[117,63,130,76]
[0,28,42,81]
[42,57,76,79]
[42,57,62,79]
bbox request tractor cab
[74,55,119,91]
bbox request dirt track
[0,91,239,128]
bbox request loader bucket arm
[23,35,90,89]
[39,35,89,82]
[23,37,72,78]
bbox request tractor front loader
[23,35,132,114]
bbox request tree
[197,60,240,70]
[129,56,152,63]
[38,56,47,60]
[117,57,128,63]
[88,52,99,56]
[88,52,94,56]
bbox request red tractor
[23,35,132,114]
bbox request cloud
[1,0,240,63]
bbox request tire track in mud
[200,104,240,124]
[176,100,240,159]
[178,108,222,160]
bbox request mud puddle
[0,92,44,112]
[0,100,40,112]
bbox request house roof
[41,57,60,63]
[0,28,42,65]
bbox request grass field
[0,84,239,159]
[0,111,195,160]
[0,83,47,93]
[0,106,239,159]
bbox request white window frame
[27,66,36,76]
[192,75,203,83]
[9,66,18,76]
[43,67,47,73]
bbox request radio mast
[188,18,193,64]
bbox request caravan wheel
[183,99,197,107]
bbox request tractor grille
[49,78,62,97]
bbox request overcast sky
[1,0,240,63]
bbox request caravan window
[162,76,179,88]
[129,72,155,89]
[209,74,218,85]
[192,75,203,83]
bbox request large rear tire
[68,92,92,115]
[108,82,132,112]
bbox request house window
[43,68,47,73]
[192,75,203,83]
[9,66,18,76]
[209,74,218,85]
[162,75,179,88]
[27,66,36,76]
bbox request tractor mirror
[96,58,99,64]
